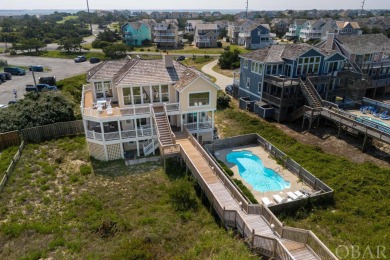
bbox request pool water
[358,116,389,127]
[226,150,290,192]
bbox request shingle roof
[294,19,307,25]
[173,68,201,91]
[240,44,341,63]
[195,23,218,30]
[87,60,131,81]
[336,34,390,54]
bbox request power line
[245,0,249,19]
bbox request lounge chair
[286,191,298,200]
[261,197,274,207]
[294,190,305,199]
[97,104,103,112]
[380,111,389,120]
[300,188,322,197]
[107,105,113,115]
[273,194,287,204]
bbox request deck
[175,136,322,260]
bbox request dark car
[225,85,233,95]
[3,72,12,80]
[38,76,56,86]
[74,56,87,63]
[89,57,101,64]
[4,67,26,76]
[0,73,6,82]
[176,55,185,61]
[29,65,44,72]
[26,84,58,92]
[8,100,18,105]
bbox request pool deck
[349,109,389,125]
[215,144,312,205]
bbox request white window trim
[246,77,250,88]
[188,91,211,107]
[258,82,262,94]
[243,59,248,68]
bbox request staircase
[153,109,174,146]
[287,106,306,122]
[299,79,322,108]
[143,138,159,156]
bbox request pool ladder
[274,166,284,175]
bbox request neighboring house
[331,21,362,35]
[239,24,274,49]
[270,18,292,36]
[238,44,346,121]
[185,20,203,34]
[284,19,306,40]
[154,21,179,48]
[122,22,151,46]
[194,24,219,48]
[299,19,333,42]
[81,55,219,161]
[317,33,390,98]
[228,19,256,44]
[212,11,222,17]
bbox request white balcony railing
[165,103,180,113]
[86,127,155,142]
[154,32,175,37]
[184,121,213,132]
[154,38,176,43]
[196,38,212,43]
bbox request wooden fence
[21,120,85,143]
[0,131,21,151]
[0,141,24,193]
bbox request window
[258,82,262,93]
[123,88,132,105]
[189,92,210,106]
[251,61,255,72]
[133,87,142,104]
[94,81,112,99]
[152,85,160,103]
[243,59,248,68]
[246,77,250,88]
[94,82,104,99]
[161,85,169,102]
[296,56,321,76]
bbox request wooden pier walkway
[175,135,323,260]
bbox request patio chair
[294,190,305,199]
[380,111,389,120]
[97,104,103,112]
[261,197,274,207]
[272,194,287,204]
[107,105,113,115]
[286,191,298,200]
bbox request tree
[12,38,46,53]
[218,49,241,69]
[96,29,121,42]
[0,92,75,133]
[217,90,231,109]
[58,37,83,52]
[103,43,128,59]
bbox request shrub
[218,49,240,69]
[140,48,144,52]
[217,90,231,109]
[216,159,234,177]
[79,164,92,175]
[217,42,222,48]
[168,179,198,212]
[91,40,112,49]
[10,50,17,55]
[232,179,258,204]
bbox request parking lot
[0,54,97,105]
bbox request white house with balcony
[299,20,333,42]
[154,21,179,48]
[194,23,219,48]
[81,55,219,161]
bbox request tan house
[81,55,219,161]
[194,24,219,48]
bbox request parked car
[225,84,233,95]
[74,56,87,63]
[29,65,44,72]
[0,73,6,82]
[0,104,8,109]
[176,55,185,61]
[4,67,26,76]
[3,72,12,80]
[26,84,58,92]
[38,76,56,86]
[89,57,101,64]
[8,100,18,105]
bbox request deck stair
[299,79,323,108]
[143,138,159,156]
[153,107,174,146]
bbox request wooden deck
[175,136,320,260]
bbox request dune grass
[0,136,256,259]
[215,102,390,254]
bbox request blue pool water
[226,150,290,192]
[358,116,389,127]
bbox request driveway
[0,54,97,105]
[201,59,234,89]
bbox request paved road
[201,59,234,89]
[0,54,97,105]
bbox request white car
[0,104,8,109]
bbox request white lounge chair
[261,197,274,207]
[286,191,298,200]
[106,105,113,115]
[97,104,103,112]
[273,194,287,204]
[294,190,305,199]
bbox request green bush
[216,159,234,177]
[79,164,92,175]
[217,42,222,48]
[56,74,87,104]
[232,179,258,204]
[91,40,112,49]
[218,49,240,69]
[168,179,198,212]
[217,90,231,109]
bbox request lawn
[215,102,390,254]
[0,146,18,182]
[212,63,236,78]
[57,15,78,24]
[37,50,106,60]
[181,56,217,82]
[0,136,256,259]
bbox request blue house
[238,44,346,121]
[122,22,152,46]
[239,24,273,49]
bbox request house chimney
[325,33,335,51]
[163,54,174,68]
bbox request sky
[1,0,390,11]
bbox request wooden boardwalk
[176,137,319,260]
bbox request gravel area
[0,54,97,105]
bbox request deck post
[251,229,255,251]
[337,124,341,138]
[362,133,368,152]
[222,207,225,227]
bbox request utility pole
[361,0,365,16]
[245,0,249,19]
[86,0,93,35]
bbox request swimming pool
[226,150,290,192]
[358,116,389,127]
